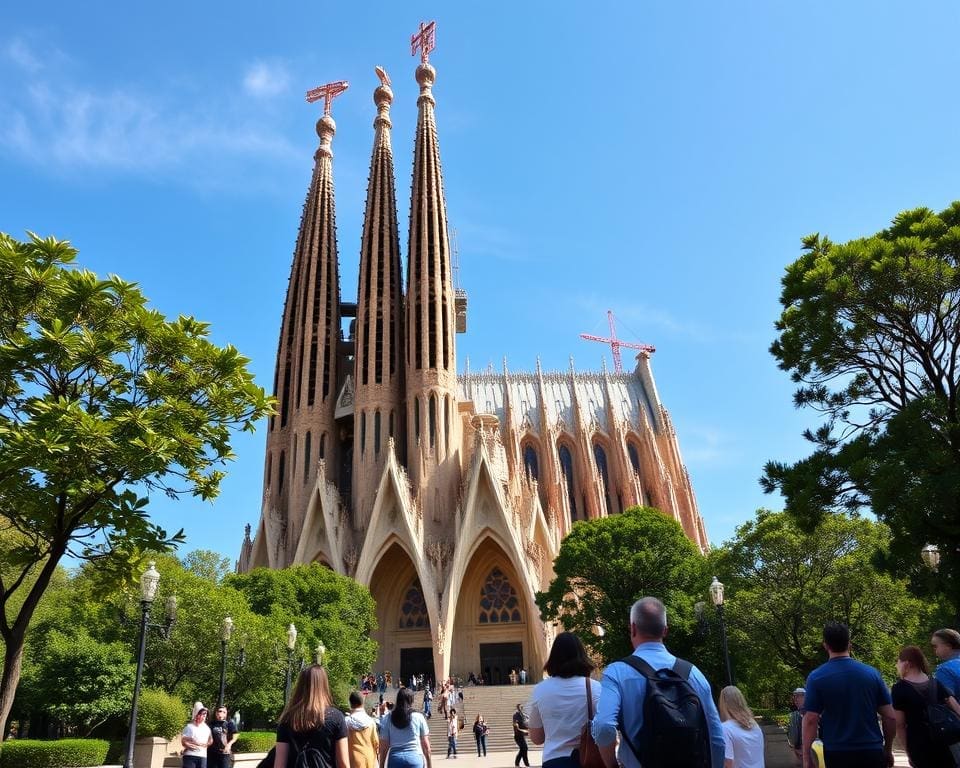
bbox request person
[438,684,449,720]
[446,708,459,759]
[786,688,805,763]
[526,631,602,768]
[347,691,380,768]
[208,705,239,768]
[378,687,431,768]
[592,597,725,768]
[801,622,896,768]
[520,668,527,685]
[931,629,960,699]
[423,687,433,720]
[892,645,960,768]
[718,686,764,768]
[473,715,489,757]
[274,664,349,768]
[182,702,213,768]
[513,704,530,767]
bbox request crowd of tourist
[171,604,960,768]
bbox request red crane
[305,80,349,115]
[411,20,437,63]
[580,311,655,374]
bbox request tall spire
[262,80,347,565]
[405,21,459,486]
[352,67,405,525]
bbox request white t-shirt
[182,722,212,757]
[527,675,603,763]
[721,719,765,768]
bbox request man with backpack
[592,596,725,768]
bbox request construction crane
[305,80,349,114]
[580,310,655,374]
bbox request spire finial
[373,66,394,128]
[411,21,437,102]
[306,80,349,157]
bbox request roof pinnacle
[306,80,349,158]
[373,66,393,129]
[411,21,437,105]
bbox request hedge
[136,688,189,739]
[0,739,110,768]
[235,730,276,753]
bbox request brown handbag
[576,676,607,768]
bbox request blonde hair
[718,686,756,730]
[279,665,333,733]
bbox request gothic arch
[521,436,541,482]
[556,438,580,522]
[592,438,617,514]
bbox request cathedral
[237,24,708,685]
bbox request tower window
[278,450,286,492]
[374,411,381,455]
[594,443,614,514]
[304,432,312,481]
[523,444,539,481]
[429,394,437,447]
[558,443,577,520]
[360,412,367,455]
[628,443,641,475]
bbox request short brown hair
[934,629,960,650]
[899,645,930,674]
[543,632,595,678]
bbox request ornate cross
[305,80,349,115]
[411,20,437,63]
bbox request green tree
[226,564,378,706]
[535,506,709,665]
[0,233,272,733]
[712,510,923,705]
[763,204,960,611]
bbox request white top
[527,675,603,763]
[182,722,212,757]
[721,720,765,768]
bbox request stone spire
[263,90,344,565]
[352,68,405,525]
[404,36,460,494]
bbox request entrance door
[479,642,523,685]
[400,647,435,686]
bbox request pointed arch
[593,440,616,514]
[556,439,579,521]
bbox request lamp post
[710,576,735,687]
[124,562,177,768]
[284,623,298,702]
[218,617,234,708]
[315,641,326,666]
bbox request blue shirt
[934,654,960,698]
[592,642,726,768]
[381,712,429,754]
[804,657,891,752]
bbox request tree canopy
[0,232,272,733]
[763,204,960,609]
[535,506,709,664]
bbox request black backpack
[618,656,711,768]
[923,680,960,747]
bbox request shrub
[0,739,110,768]
[234,731,277,753]
[136,688,188,739]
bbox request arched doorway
[451,537,538,685]
[368,542,434,685]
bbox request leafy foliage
[0,739,110,768]
[234,731,277,753]
[535,506,709,664]
[0,232,272,732]
[764,204,960,607]
[711,510,924,704]
[135,688,189,739]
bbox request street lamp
[218,617,234,708]
[922,544,941,572]
[315,641,326,666]
[123,562,177,768]
[284,623,298,702]
[710,576,735,687]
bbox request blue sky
[3,2,959,562]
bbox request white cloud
[679,425,739,467]
[6,38,41,72]
[243,61,290,98]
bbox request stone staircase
[363,685,534,756]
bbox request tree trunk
[0,629,26,740]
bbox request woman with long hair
[526,631,600,768]
[473,715,489,757]
[892,645,960,767]
[377,687,431,768]
[717,686,764,768]
[275,665,349,768]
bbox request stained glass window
[523,444,539,481]
[628,443,641,475]
[399,579,430,629]
[558,444,577,520]
[478,567,522,624]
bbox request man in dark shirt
[513,704,530,767]
[208,705,239,768]
[802,622,896,768]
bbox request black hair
[543,631,595,678]
[349,691,363,709]
[823,621,850,653]
[391,688,414,729]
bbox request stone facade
[238,51,708,685]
